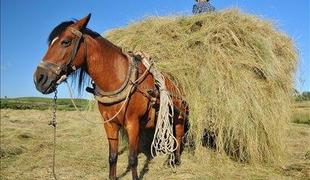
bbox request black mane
[48,21,74,45]
[48,20,101,45]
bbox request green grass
[292,101,310,125]
[0,97,94,111]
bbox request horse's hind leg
[174,115,185,165]
[104,122,120,180]
[125,118,140,180]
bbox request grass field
[0,101,309,179]
[0,97,93,111]
[292,101,310,125]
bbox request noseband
[38,27,83,84]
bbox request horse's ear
[74,13,91,30]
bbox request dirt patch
[18,133,33,139]
[9,119,21,123]
[305,151,310,160]
[190,20,203,32]
[282,163,310,177]
[0,146,26,158]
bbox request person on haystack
[193,0,215,14]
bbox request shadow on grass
[117,128,154,179]
[117,157,152,180]
[138,157,151,179]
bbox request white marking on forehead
[50,37,59,46]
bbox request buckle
[69,27,82,37]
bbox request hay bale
[106,9,297,163]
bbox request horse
[33,14,189,180]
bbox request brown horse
[33,14,189,180]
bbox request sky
[1,0,309,99]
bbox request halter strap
[65,27,83,69]
[38,27,84,84]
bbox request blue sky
[1,0,309,98]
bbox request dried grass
[106,9,298,164]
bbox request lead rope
[49,90,58,180]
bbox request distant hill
[0,97,94,111]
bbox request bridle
[38,27,84,85]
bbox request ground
[0,102,309,179]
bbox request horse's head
[34,14,91,94]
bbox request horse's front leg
[125,118,140,180]
[104,122,120,180]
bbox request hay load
[106,9,297,163]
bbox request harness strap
[107,137,119,141]
[92,55,139,104]
[66,27,83,68]
[95,54,136,96]
[89,52,155,105]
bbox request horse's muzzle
[33,66,58,94]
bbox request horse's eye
[61,39,72,47]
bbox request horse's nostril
[38,74,44,83]
[40,73,49,85]
[35,71,48,86]
[42,76,48,85]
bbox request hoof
[174,158,181,166]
